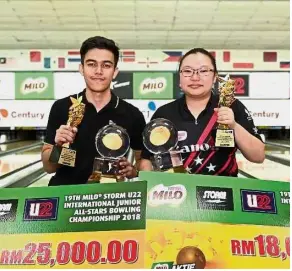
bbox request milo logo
[21,77,48,95]
[139,77,167,94]
[152,262,173,269]
[152,262,196,269]
[148,184,187,207]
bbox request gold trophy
[143,118,185,173]
[215,74,236,147]
[88,122,130,184]
[49,96,85,167]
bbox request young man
[42,36,145,186]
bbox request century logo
[196,186,234,211]
[148,184,187,207]
[140,77,167,94]
[21,77,48,95]
[0,109,8,119]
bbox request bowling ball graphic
[176,246,206,269]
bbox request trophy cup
[88,122,130,184]
[49,96,85,167]
[215,74,236,147]
[143,118,185,173]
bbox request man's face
[79,48,118,93]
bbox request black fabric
[141,93,264,177]
[45,90,146,186]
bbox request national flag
[138,57,158,68]
[120,51,135,62]
[209,51,216,59]
[58,57,65,68]
[280,61,290,68]
[263,52,277,62]
[233,63,254,69]
[68,51,81,63]
[30,51,41,62]
[44,57,51,69]
[163,51,182,62]
[223,51,230,62]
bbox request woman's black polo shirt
[141,93,264,177]
[45,90,146,186]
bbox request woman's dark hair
[178,48,217,73]
[80,36,119,67]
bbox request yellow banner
[0,222,289,269]
[0,230,144,269]
[145,220,290,269]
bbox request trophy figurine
[215,74,236,147]
[143,118,185,173]
[88,122,130,184]
[49,96,85,167]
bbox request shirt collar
[178,92,219,119]
[78,89,120,110]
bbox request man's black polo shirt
[141,93,264,176]
[45,90,146,186]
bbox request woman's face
[179,53,216,98]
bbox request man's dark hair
[80,36,120,67]
[178,48,217,73]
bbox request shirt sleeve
[44,101,64,145]
[232,99,265,143]
[129,110,146,151]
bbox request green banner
[140,172,289,227]
[133,72,173,99]
[0,181,147,234]
[0,174,290,269]
[15,72,54,100]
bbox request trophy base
[152,151,185,173]
[49,145,76,167]
[165,166,186,173]
[87,158,125,184]
[88,171,125,184]
[215,129,235,147]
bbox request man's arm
[41,144,60,173]
[42,125,78,173]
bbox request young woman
[139,48,265,176]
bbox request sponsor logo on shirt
[178,143,211,153]
[178,130,187,141]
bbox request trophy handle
[62,142,70,148]
[218,123,229,129]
